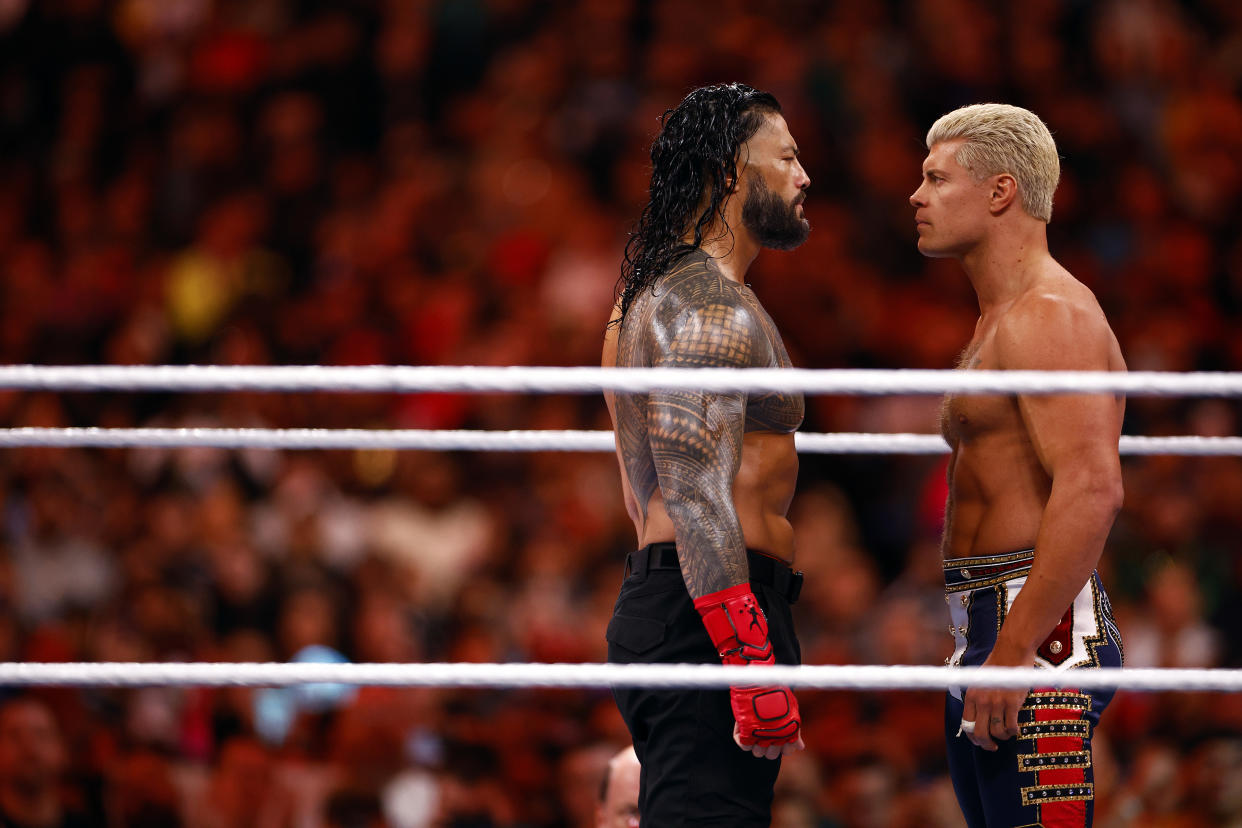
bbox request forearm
[996,475,1121,655]
[649,390,748,599]
[660,477,748,597]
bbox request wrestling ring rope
[2,364,1242,396]
[1,663,1241,691]
[0,428,1239,455]
[4,363,1241,692]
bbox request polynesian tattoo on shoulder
[614,255,798,598]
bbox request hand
[694,583,803,760]
[959,645,1032,751]
[733,714,805,759]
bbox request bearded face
[741,175,809,251]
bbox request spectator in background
[0,695,93,828]
[595,745,640,828]
[0,2,1238,826]
[190,736,293,828]
[103,749,183,828]
[556,742,615,828]
[322,787,387,828]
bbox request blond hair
[926,103,1060,222]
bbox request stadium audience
[0,1,1239,824]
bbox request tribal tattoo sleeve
[646,297,766,598]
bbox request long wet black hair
[614,83,781,324]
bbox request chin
[916,237,953,259]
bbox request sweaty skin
[602,249,803,599]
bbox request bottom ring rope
[2,662,1240,692]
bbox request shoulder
[602,304,621,367]
[1001,284,1101,338]
[643,258,770,368]
[651,256,759,328]
[995,272,1115,370]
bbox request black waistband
[625,542,803,605]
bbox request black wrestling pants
[606,543,802,827]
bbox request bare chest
[939,334,1021,445]
[744,302,804,433]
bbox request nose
[795,160,810,192]
[910,181,926,207]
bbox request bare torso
[940,270,1126,560]
[602,250,803,567]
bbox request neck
[694,217,760,285]
[0,784,61,826]
[959,220,1050,313]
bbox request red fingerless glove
[694,583,800,748]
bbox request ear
[728,142,753,193]
[989,174,1018,214]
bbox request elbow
[1102,476,1124,519]
[1097,461,1124,517]
[1057,464,1123,520]
[660,481,725,527]
[1081,469,1124,520]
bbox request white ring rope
[0,428,1238,456]
[5,366,1236,694]
[0,662,1239,692]
[3,365,1242,396]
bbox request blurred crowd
[1,0,1241,825]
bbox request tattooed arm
[647,295,765,599]
[648,290,804,757]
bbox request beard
[741,176,809,250]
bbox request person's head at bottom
[596,745,640,828]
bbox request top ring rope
[0,662,1240,692]
[2,365,1242,396]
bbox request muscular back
[602,250,803,593]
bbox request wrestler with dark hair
[602,82,811,826]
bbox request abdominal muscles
[942,434,1049,560]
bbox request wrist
[990,634,1038,666]
[694,583,774,665]
[696,584,801,748]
